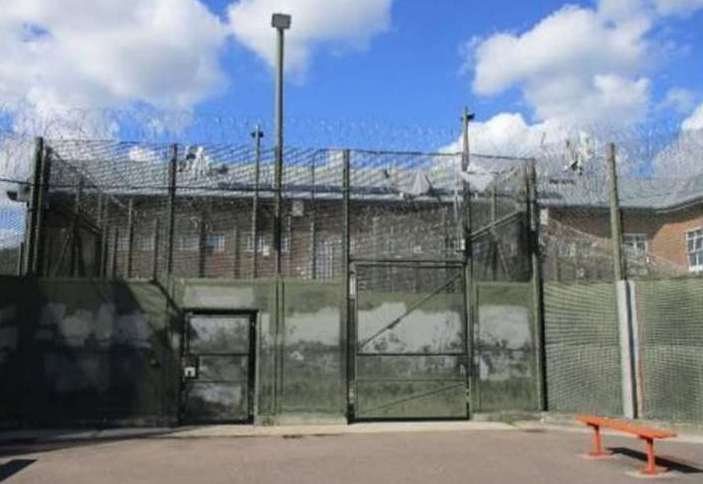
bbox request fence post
[607,143,625,280]
[461,108,476,416]
[152,219,160,281]
[126,198,134,278]
[490,183,498,280]
[607,142,638,419]
[101,200,110,278]
[232,225,239,279]
[94,193,103,278]
[251,127,262,279]
[198,216,206,278]
[24,136,44,275]
[16,243,24,276]
[111,227,119,279]
[527,159,547,411]
[33,145,52,276]
[309,157,317,280]
[166,144,178,276]
[70,177,84,277]
[342,149,353,420]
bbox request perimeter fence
[1,131,702,423]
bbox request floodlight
[271,13,291,30]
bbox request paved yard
[1,426,702,483]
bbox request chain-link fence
[3,130,703,423]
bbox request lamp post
[272,13,291,276]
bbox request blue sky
[1,0,703,153]
[198,0,703,133]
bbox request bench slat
[577,415,676,440]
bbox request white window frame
[686,228,703,273]
[624,233,648,256]
[245,234,271,256]
[206,234,226,253]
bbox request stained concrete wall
[0,276,179,427]
[176,278,344,422]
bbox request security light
[271,13,291,29]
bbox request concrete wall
[0,276,179,427]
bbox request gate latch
[183,356,199,379]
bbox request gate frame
[347,260,472,422]
[180,308,258,424]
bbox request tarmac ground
[1,422,702,483]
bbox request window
[135,235,155,251]
[624,233,648,256]
[206,234,225,253]
[117,233,129,251]
[245,234,270,256]
[687,228,703,272]
[176,235,199,252]
[557,242,577,258]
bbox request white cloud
[227,0,393,73]
[469,0,703,129]
[682,103,703,131]
[661,87,698,113]
[441,113,551,157]
[471,4,653,127]
[464,0,703,178]
[0,0,229,137]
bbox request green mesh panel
[544,282,622,415]
[636,279,703,423]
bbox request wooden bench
[577,415,677,475]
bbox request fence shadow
[608,446,703,474]
[0,459,35,481]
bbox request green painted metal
[475,283,538,412]
[353,265,468,420]
[0,276,179,426]
[544,281,623,416]
[636,278,703,424]
[279,280,344,417]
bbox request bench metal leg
[588,424,611,457]
[642,437,660,475]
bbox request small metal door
[181,311,256,423]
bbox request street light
[271,13,291,277]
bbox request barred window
[135,234,155,251]
[245,234,270,256]
[687,228,703,272]
[624,233,647,256]
[206,234,225,253]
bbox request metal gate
[351,263,470,420]
[181,310,256,423]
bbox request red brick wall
[547,205,703,272]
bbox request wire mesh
[347,149,481,280]
[636,279,703,423]
[543,281,623,415]
[0,134,33,275]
